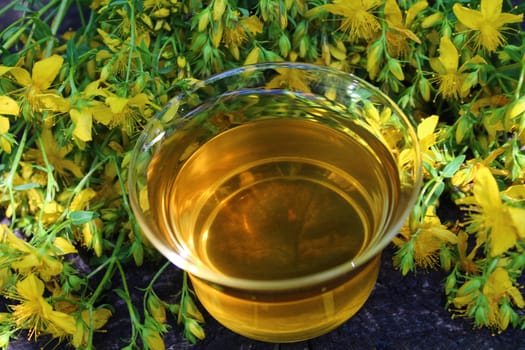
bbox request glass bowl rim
[127,61,423,291]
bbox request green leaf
[69,210,98,225]
[13,182,41,190]
[441,155,466,178]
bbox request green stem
[146,261,171,291]
[46,218,73,238]
[88,228,127,304]
[0,0,17,16]
[514,59,525,100]
[494,62,523,74]
[45,0,71,57]
[35,130,60,235]
[114,260,141,347]
[418,177,444,222]
[125,0,138,86]
[112,154,143,245]
[83,228,128,349]
[1,0,62,53]
[142,260,171,309]
[5,126,28,229]
[56,155,109,223]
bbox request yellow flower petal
[70,108,93,142]
[48,310,77,335]
[489,211,517,256]
[0,95,20,116]
[508,286,525,308]
[53,237,77,255]
[128,93,151,108]
[32,55,64,90]
[70,188,97,211]
[417,115,438,151]
[1,137,11,153]
[384,0,402,26]
[473,166,501,211]
[496,13,524,26]
[502,184,525,201]
[453,4,482,30]
[0,116,10,134]
[244,46,260,65]
[405,1,428,27]
[438,35,458,73]
[482,0,502,19]
[506,206,525,239]
[243,15,264,34]
[39,94,70,113]
[17,273,45,299]
[8,67,32,86]
[106,96,129,114]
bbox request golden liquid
[147,93,400,342]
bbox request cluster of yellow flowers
[0,0,524,348]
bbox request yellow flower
[397,114,440,180]
[1,224,76,280]
[456,230,478,274]
[417,114,439,162]
[395,205,457,271]
[429,35,486,99]
[223,13,263,60]
[147,294,167,323]
[0,161,45,218]
[0,95,17,153]
[69,106,94,143]
[321,0,381,43]
[72,308,112,347]
[23,127,84,179]
[265,68,312,92]
[384,0,427,58]
[453,0,523,53]
[88,90,154,135]
[0,55,69,115]
[142,327,166,350]
[68,79,113,144]
[81,218,104,257]
[8,274,76,339]
[456,166,525,256]
[96,29,151,79]
[482,267,524,330]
